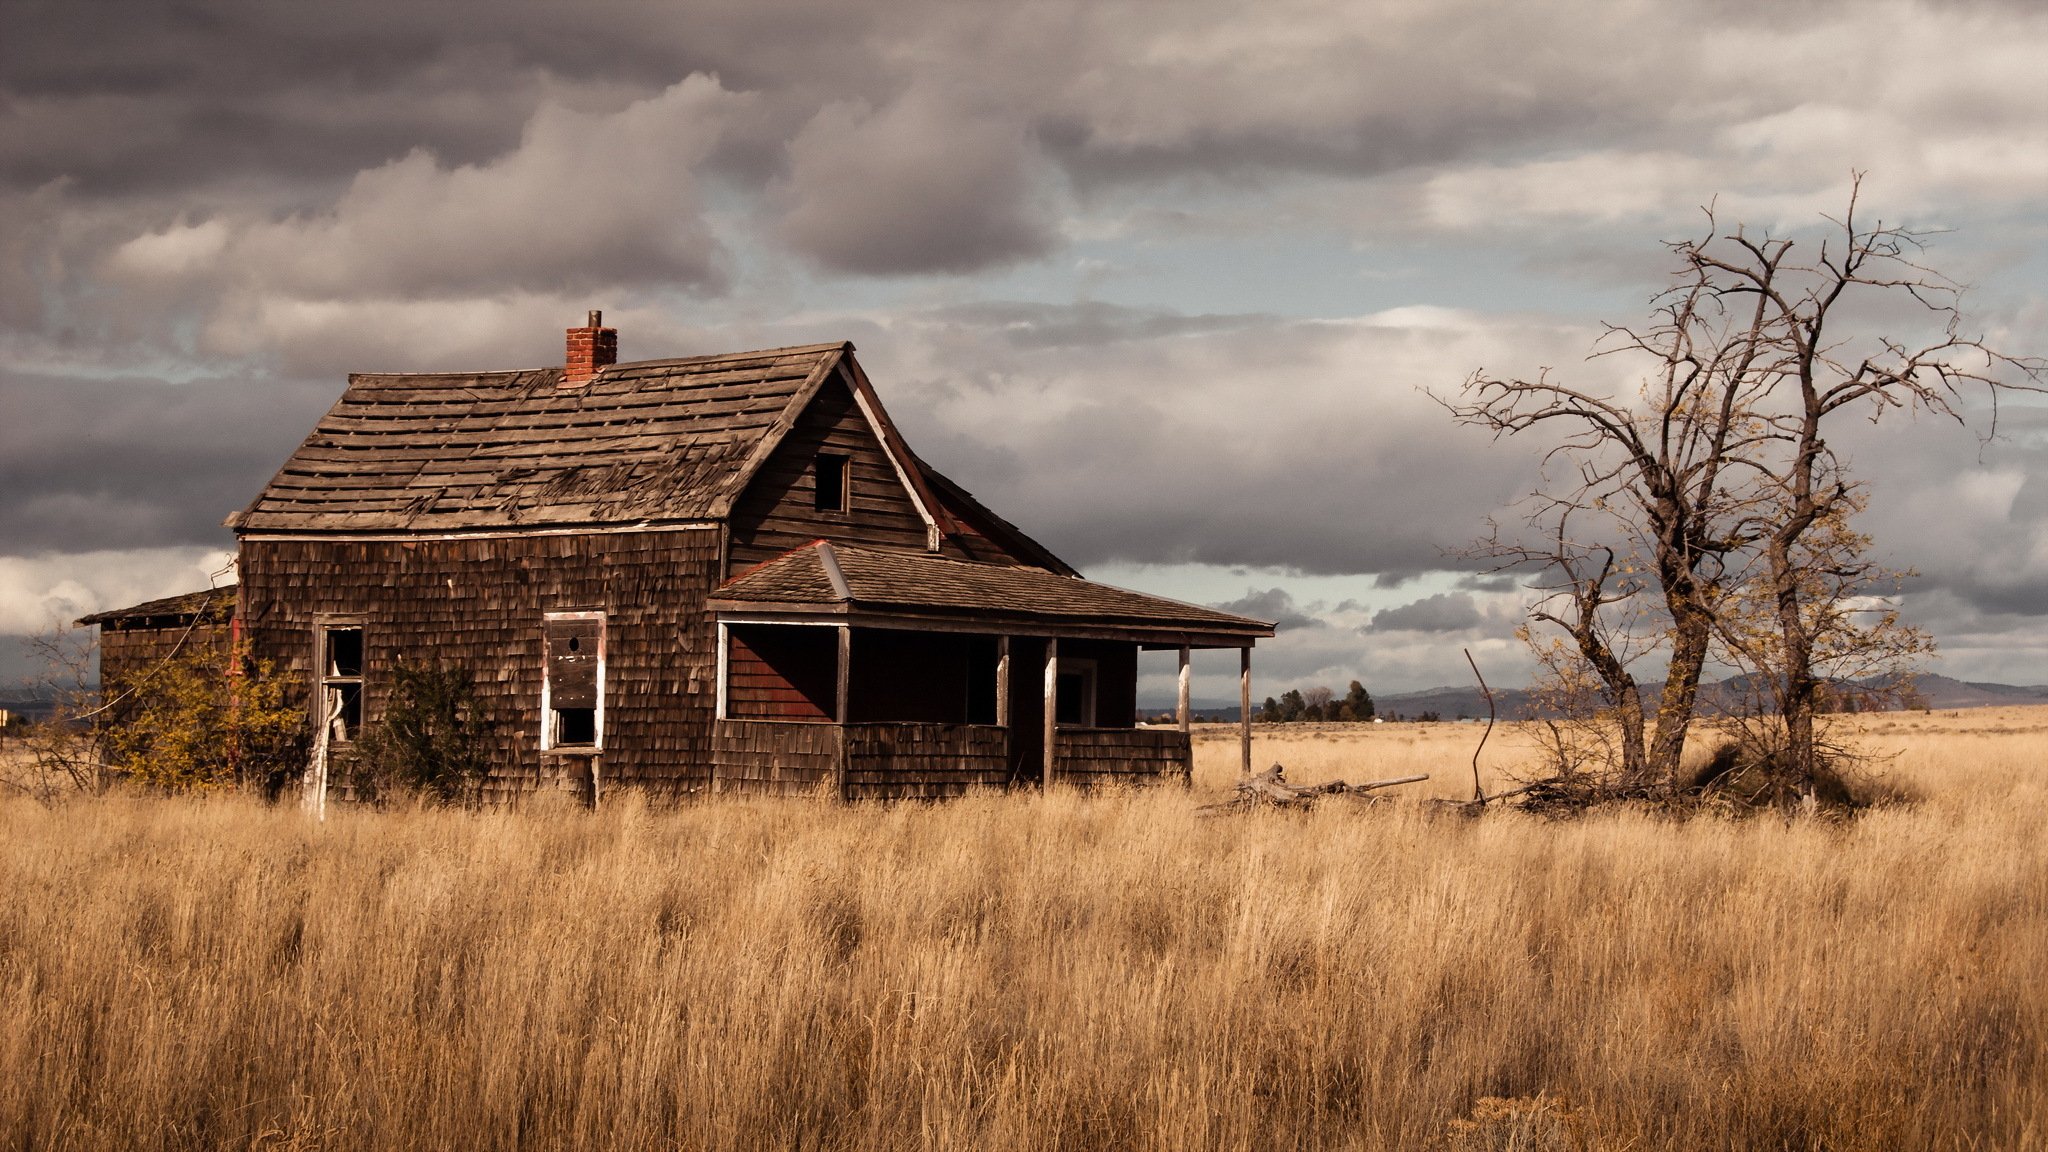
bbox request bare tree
[1683,182,2037,788]
[1449,179,2039,799]
[1302,685,1334,718]
[1446,219,1775,790]
[8,627,111,800]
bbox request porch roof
[709,542,1274,646]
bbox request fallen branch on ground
[1199,764,1428,814]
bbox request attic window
[543,612,605,752]
[814,453,849,513]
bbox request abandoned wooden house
[81,314,1273,801]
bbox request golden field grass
[2,711,2045,1151]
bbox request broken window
[544,612,604,751]
[319,625,364,743]
[814,453,849,512]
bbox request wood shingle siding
[1055,728,1191,784]
[79,586,240,730]
[708,720,1180,799]
[711,719,841,796]
[844,723,1010,797]
[239,529,719,800]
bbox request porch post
[834,625,851,801]
[995,636,1011,727]
[835,625,851,723]
[1239,646,1253,779]
[714,621,729,720]
[1043,637,1059,787]
[1177,645,1193,784]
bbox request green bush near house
[106,641,308,795]
[353,659,488,804]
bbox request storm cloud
[7,0,2048,693]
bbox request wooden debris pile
[1200,763,1428,814]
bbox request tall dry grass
[2,716,2045,1151]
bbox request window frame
[813,452,850,514]
[314,619,366,745]
[541,610,606,754]
[1054,656,1098,728]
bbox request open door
[1006,636,1046,785]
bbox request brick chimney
[563,310,617,385]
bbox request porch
[705,542,1276,798]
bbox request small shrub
[104,640,308,795]
[352,659,487,804]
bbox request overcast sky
[5,0,2048,701]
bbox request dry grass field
[2,711,2045,1151]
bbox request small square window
[814,453,848,512]
[555,707,597,746]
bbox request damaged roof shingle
[231,342,849,533]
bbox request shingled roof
[230,343,853,534]
[710,542,1274,643]
[78,585,237,628]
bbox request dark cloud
[107,77,742,302]
[1210,588,1319,632]
[1457,573,1522,593]
[0,369,336,552]
[1369,592,1483,633]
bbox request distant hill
[1148,672,2048,722]
[1864,673,2048,709]
[0,691,60,724]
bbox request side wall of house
[239,528,719,800]
[99,620,237,689]
[96,619,237,731]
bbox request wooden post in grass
[1178,645,1193,783]
[1239,646,1253,779]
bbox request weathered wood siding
[1055,728,1189,785]
[845,723,1009,798]
[726,375,936,573]
[712,720,1011,799]
[240,528,720,799]
[99,620,236,691]
[710,719,841,796]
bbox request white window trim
[314,620,365,744]
[541,610,606,753]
